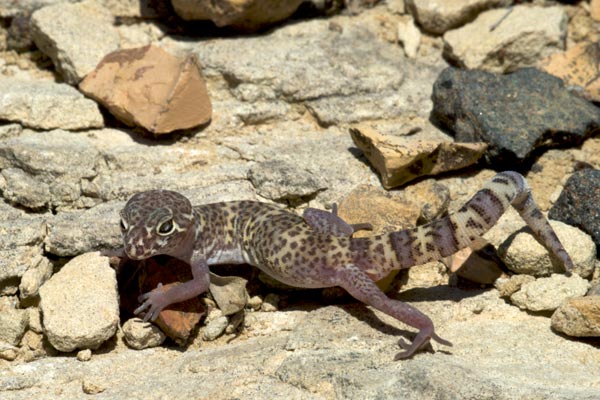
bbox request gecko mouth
[125,244,155,260]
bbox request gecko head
[119,190,195,260]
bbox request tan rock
[591,0,600,22]
[449,238,504,284]
[171,0,303,31]
[539,42,600,102]
[551,296,600,337]
[350,125,487,188]
[79,45,212,135]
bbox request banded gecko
[117,171,573,359]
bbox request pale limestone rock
[510,274,590,312]
[0,79,103,130]
[0,308,28,346]
[350,124,487,188]
[247,160,327,201]
[397,16,421,58]
[19,256,52,300]
[495,274,535,298]
[209,273,248,316]
[172,0,303,31]
[122,318,166,350]
[551,296,600,337]
[202,315,228,341]
[39,252,119,352]
[406,0,512,34]
[79,45,212,134]
[30,0,120,84]
[443,5,567,73]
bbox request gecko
[116,171,574,359]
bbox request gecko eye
[120,218,129,231]
[157,219,175,236]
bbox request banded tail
[350,171,574,280]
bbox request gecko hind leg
[336,263,452,360]
[303,203,373,237]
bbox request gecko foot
[394,330,453,360]
[134,283,167,322]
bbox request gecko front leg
[135,253,211,321]
[303,203,373,237]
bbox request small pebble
[261,293,280,312]
[82,378,105,395]
[77,349,92,362]
[202,315,228,341]
[247,295,263,311]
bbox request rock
[39,252,119,352]
[27,307,43,334]
[405,0,512,34]
[100,0,168,18]
[202,315,228,341]
[82,378,106,395]
[0,129,100,210]
[171,0,303,31]
[0,342,17,361]
[431,67,600,165]
[209,273,248,316]
[499,220,594,278]
[510,274,590,312]
[261,293,280,312]
[397,16,421,58]
[0,248,44,296]
[443,5,567,73]
[76,348,92,362]
[549,169,600,254]
[592,0,600,22]
[18,256,52,300]
[45,201,123,257]
[350,124,487,188]
[116,256,205,345]
[79,45,212,134]
[551,296,600,337]
[0,79,103,130]
[247,160,327,202]
[539,42,600,102]
[0,308,28,346]
[30,0,120,84]
[0,1,80,17]
[495,274,535,298]
[247,295,262,311]
[122,318,166,350]
[450,239,504,284]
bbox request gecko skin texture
[118,171,574,359]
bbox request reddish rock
[79,45,212,135]
[117,256,205,345]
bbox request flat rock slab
[30,0,120,84]
[406,0,512,34]
[172,0,303,31]
[2,289,599,399]
[539,41,600,103]
[79,45,212,134]
[549,169,600,252]
[39,252,119,352]
[0,79,103,130]
[431,67,600,165]
[443,5,566,73]
[350,125,487,188]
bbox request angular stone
[248,160,327,202]
[19,256,53,300]
[397,16,421,58]
[0,308,28,346]
[172,0,303,31]
[202,315,228,341]
[209,273,248,316]
[549,169,600,255]
[510,274,590,312]
[495,274,535,298]
[0,79,103,130]
[122,318,166,350]
[45,201,122,257]
[551,296,600,337]
[443,5,567,73]
[431,67,600,165]
[79,45,212,134]
[350,125,487,188]
[39,252,119,352]
[539,42,600,104]
[117,256,205,345]
[405,0,512,34]
[30,0,120,84]
[1,168,50,209]
[450,240,504,284]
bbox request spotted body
[118,171,573,359]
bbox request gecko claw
[134,283,165,322]
[394,331,453,360]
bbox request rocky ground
[1,0,600,399]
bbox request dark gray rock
[549,169,600,253]
[431,67,600,166]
